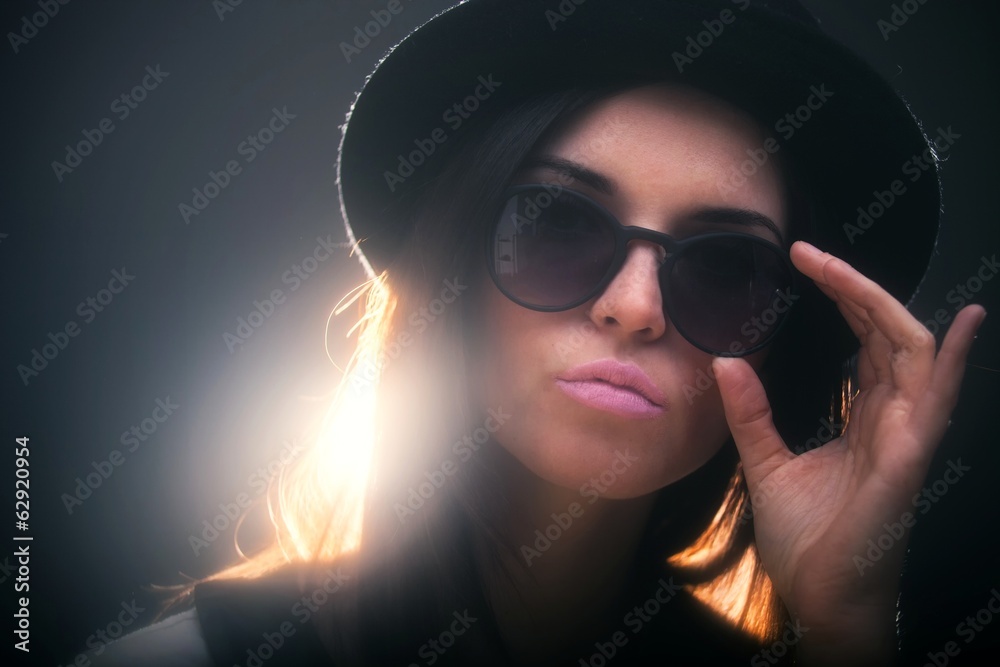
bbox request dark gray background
[2,1,998,665]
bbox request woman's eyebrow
[681,208,786,245]
[518,155,617,195]
[519,156,785,244]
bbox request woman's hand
[711,240,987,666]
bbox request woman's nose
[587,242,669,342]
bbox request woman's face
[475,84,789,499]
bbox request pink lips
[556,359,667,419]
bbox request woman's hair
[169,82,857,661]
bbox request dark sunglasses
[485,184,798,357]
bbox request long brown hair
[167,83,856,660]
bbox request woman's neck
[473,442,660,666]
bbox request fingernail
[796,241,821,255]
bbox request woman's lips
[555,359,667,419]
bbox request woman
[92,0,985,665]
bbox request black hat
[337,0,941,308]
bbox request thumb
[712,356,791,488]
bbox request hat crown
[339,0,941,312]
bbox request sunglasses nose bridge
[620,227,674,267]
[595,228,676,313]
[589,246,670,341]
[595,240,673,320]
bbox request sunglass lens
[666,236,794,355]
[491,189,615,307]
